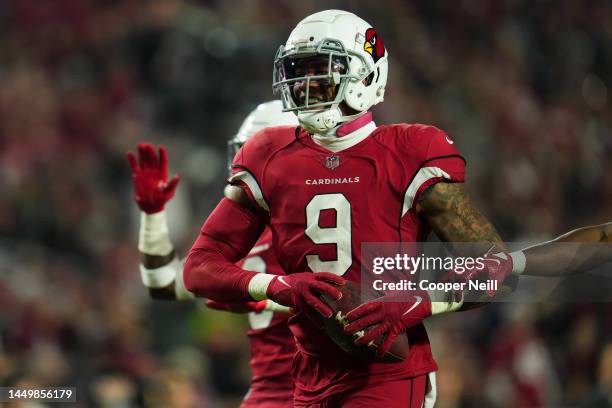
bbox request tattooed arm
[417,182,612,288]
[415,182,516,306]
[416,182,506,253]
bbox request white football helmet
[273,10,388,134]
[227,100,298,174]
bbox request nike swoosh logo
[445,136,454,144]
[402,296,422,316]
[488,258,501,266]
[277,276,291,288]
[248,243,270,255]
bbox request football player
[128,101,298,408]
[182,10,612,407]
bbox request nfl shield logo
[325,155,340,170]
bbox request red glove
[344,291,432,357]
[127,143,180,214]
[456,251,513,297]
[266,272,345,318]
[205,299,267,314]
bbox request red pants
[295,373,432,408]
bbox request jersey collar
[336,111,374,137]
[310,112,376,153]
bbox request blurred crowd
[0,0,611,406]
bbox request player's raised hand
[205,299,268,314]
[266,272,345,318]
[127,143,180,214]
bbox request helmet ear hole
[363,67,380,86]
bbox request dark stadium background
[1,0,611,407]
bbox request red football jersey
[231,119,465,403]
[237,228,294,407]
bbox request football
[320,280,410,363]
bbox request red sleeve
[229,128,273,212]
[402,125,466,215]
[183,198,265,302]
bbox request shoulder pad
[229,125,297,212]
[233,125,297,174]
[375,123,463,163]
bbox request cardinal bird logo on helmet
[363,28,385,63]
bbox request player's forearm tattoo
[417,183,507,255]
[418,183,516,306]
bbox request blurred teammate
[182,10,612,407]
[127,101,298,408]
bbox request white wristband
[140,260,178,288]
[430,291,464,316]
[510,250,526,275]
[265,300,291,313]
[248,274,275,301]
[138,211,173,256]
[174,259,196,300]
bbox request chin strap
[298,106,342,133]
[298,104,366,136]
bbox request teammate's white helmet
[273,10,388,134]
[227,100,298,174]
